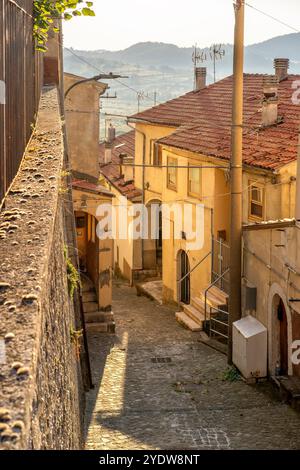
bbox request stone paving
[85,280,300,450]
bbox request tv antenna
[192,43,225,83]
[192,44,207,66]
[209,44,225,83]
[137,90,157,112]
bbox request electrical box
[233,315,267,379]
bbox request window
[167,157,177,190]
[249,183,264,220]
[188,164,202,198]
[76,216,85,229]
[150,140,162,166]
[153,142,162,166]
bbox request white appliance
[233,315,267,379]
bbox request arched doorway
[75,211,98,282]
[178,250,190,304]
[268,285,293,376]
[277,298,288,375]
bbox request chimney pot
[274,58,289,82]
[107,124,116,144]
[104,141,112,164]
[195,67,207,91]
[262,75,278,127]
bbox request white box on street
[233,315,267,379]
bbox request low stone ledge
[0,87,82,449]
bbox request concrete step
[175,311,202,332]
[84,311,114,323]
[82,301,99,313]
[85,321,115,333]
[82,291,97,302]
[210,286,228,305]
[182,303,205,325]
[133,269,159,282]
[200,290,225,310]
[191,296,205,314]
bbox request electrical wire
[69,176,294,206]
[245,2,300,34]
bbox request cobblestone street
[85,281,300,450]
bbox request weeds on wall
[64,246,80,298]
[70,326,83,361]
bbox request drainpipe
[296,130,300,221]
[127,122,146,270]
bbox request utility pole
[228,0,245,365]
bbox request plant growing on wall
[33,1,95,52]
[64,246,81,298]
[70,326,83,361]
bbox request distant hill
[63,33,300,137]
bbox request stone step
[82,301,99,313]
[82,284,95,293]
[82,291,97,302]
[182,303,205,325]
[210,286,228,305]
[84,311,114,323]
[175,311,202,332]
[191,296,205,314]
[85,321,115,333]
[199,290,226,309]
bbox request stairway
[201,286,229,340]
[81,276,115,333]
[175,285,228,335]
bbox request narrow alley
[85,281,300,450]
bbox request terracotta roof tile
[99,131,142,200]
[72,179,113,196]
[153,74,300,170]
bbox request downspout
[296,121,300,220]
[127,122,146,270]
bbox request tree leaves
[33,1,95,51]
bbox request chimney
[120,154,134,182]
[194,67,207,91]
[107,123,116,143]
[274,58,289,82]
[262,75,278,127]
[104,141,112,164]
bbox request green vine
[64,246,81,298]
[33,1,95,52]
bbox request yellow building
[243,219,300,379]
[99,130,143,284]
[64,73,115,331]
[126,59,300,333]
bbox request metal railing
[177,250,211,284]
[204,268,230,322]
[208,305,229,340]
[0,0,43,200]
[211,237,230,294]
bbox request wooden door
[180,251,190,304]
[278,299,288,375]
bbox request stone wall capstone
[0,86,85,449]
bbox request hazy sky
[63,0,300,51]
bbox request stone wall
[0,87,85,449]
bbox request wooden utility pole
[228,0,245,364]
